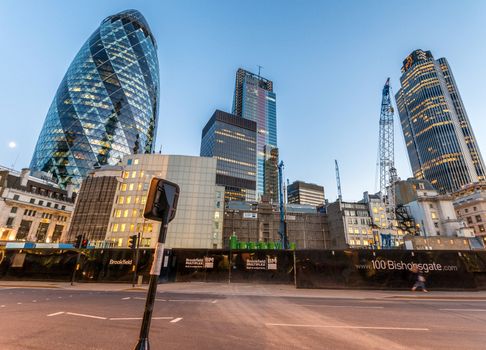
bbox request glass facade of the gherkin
[30,9,159,189]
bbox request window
[46,202,51,207]
[10,207,17,213]
[13,195,19,200]
[54,204,58,209]
[429,204,434,209]
[39,200,44,206]
[123,209,129,218]
[465,208,469,213]
[115,210,121,218]
[131,171,137,178]
[476,215,482,223]
[431,212,437,219]
[473,206,477,211]
[139,171,144,178]
[134,159,139,165]
[467,216,473,224]
[132,209,138,217]
[135,196,140,204]
[121,184,127,192]
[30,198,35,204]
[113,224,119,232]
[122,171,129,179]
[126,196,131,204]
[479,225,485,232]
[127,159,132,165]
[118,196,125,204]
[434,222,439,228]
[137,183,143,191]
[129,183,134,191]
[120,224,126,232]
[61,205,65,210]
[130,224,135,232]
[6,217,14,226]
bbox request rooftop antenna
[257,65,263,78]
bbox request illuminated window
[121,183,127,191]
[135,196,140,204]
[123,209,129,218]
[117,238,123,247]
[131,171,137,178]
[431,212,437,219]
[122,171,129,179]
[134,159,139,165]
[118,196,124,204]
[130,224,135,232]
[129,183,134,191]
[137,183,143,191]
[115,210,121,218]
[126,196,132,204]
[113,224,119,232]
[373,207,378,214]
[140,171,144,178]
[120,224,126,232]
[141,196,146,205]
[132,209,138,217]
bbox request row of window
[466,215,483,224]
[119,182,149,192]
[111,222,153,233]
[117,195,147,205]
[11,194,66,210]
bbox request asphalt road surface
[1,286,486,349]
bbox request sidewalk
[1,280,486,300]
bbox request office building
[452,182,486,240]
[396,49,485,194]
[0,167,74,242]
[30,10,159,189]
[200,110,257,202]
[102,154,224,249]
[287,181,325,206]
[67,166,121,243]
[395,178,473,237]
[223,199,329,249]
[232,68,278,201]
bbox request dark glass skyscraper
[232,68,277,201]
[396,49,484,194]
[30,10,159,189]
[200,110,257,201]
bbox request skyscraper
[30,10,159,189]
[200,110,257,202]
[232,68,278,201]
[396,49,484,194]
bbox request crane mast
[335,159,342,201]
[277,161,288,249]
[378,78,396,229]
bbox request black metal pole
[133,224,168,350]
[132,232,141,287]
[70,233,84,286]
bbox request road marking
[17,302,22,305]
[66,312,107,320]
[121,297,131,300]
[134,297,167,302]
[212,300,218,304]
[1,305,5,308]
[167,299,215,303]
[58,297,62,299]
[108,316,174,321]
[298,305,384,309]
[440,308,486,312]
[265,323,429,331]
[32,300,37,303]
[170,317,183,323]
[47,311,65,317]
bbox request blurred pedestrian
[411,264,428,292]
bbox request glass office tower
[232,68,277,200]
[30,10,159,189]
[200,110,257,201]
[396,49,484,194]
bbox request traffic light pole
[133,223,168,350]
[132,232,141,287]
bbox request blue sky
[1,0,486,201]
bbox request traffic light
[74,235,82,248]
[81,238,88,249]
[128,234,137,249]
[144,178,180,224]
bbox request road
[1,284,486,349]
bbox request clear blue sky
[1,0,486,201]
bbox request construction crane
[335,159,342,201]
[277,160,288,249]
[378,78,397,247]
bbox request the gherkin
[30,9,159,189]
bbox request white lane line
[440,308,486,312]
[32,300,37,303]
[212,300,218,304]
[265,323,429,331]
[17,302,22,305]
[167,299,215,303]
[66,312,107,320]
[109,316,174,321]
[1,305,5,308]
[170,317,183,323]
[134,297,167,302]
[121,297,131,300]
[47,311,65,317]
[299,305,384,309]
[154,317,174,320]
